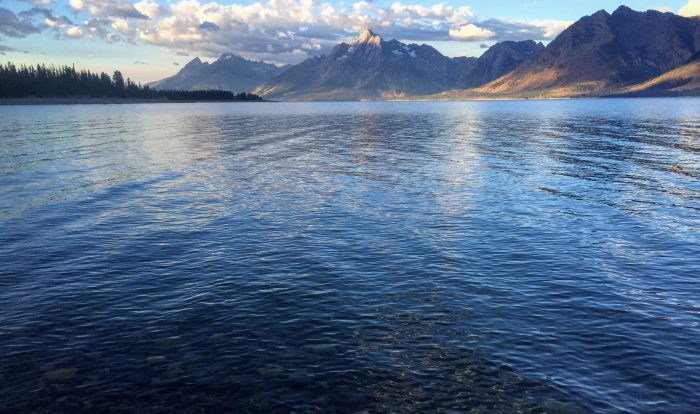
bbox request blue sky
[1,0,698,82]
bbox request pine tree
[0,62,263,101]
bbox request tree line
[0,62,262,101]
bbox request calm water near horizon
[1,99,699,413]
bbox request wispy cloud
[0,44,26,54]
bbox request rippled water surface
[1,100,699,413]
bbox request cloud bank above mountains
[1,0,699,64]
[1,0,572,63]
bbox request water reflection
[0,100,699,413]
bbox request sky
[1,0,699,83]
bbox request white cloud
[69,0,147,19]
[128,0,481,63]
[68,0,83,11]
[449,23,495,41]
[65,26,84,38]
[133,0,165,19]
[679,0,700,16]
[5,0,572,64]
[111,18,130,34]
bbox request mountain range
[149,54,286,93]
[151,6,700,100]
[477,6,700,97]
[256,29,479,100]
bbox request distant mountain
[457,40,544,88]
[616,51,700,96]
[149,54,286,92]
[478,6,700,96]
[256,30,472,100]
[154,6,700,100]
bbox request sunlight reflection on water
[1,99,699,413]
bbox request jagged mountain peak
[256,32,468,100]
[612,5,635,15]
[184,57,204,68]
[149,54,285,92]
[590,9,611,19]
[355,29,383,46]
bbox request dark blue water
[1,100,699,413]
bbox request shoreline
[0,98,266,105]
[1,96,697,105]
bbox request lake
[1,99,699,413]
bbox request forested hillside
[0,63,262,101]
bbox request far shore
[0,98,267,105]
[1,95,697,105]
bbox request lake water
[1,100,699,413]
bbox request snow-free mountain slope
[149,54,285,92]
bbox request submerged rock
[257,365,284,376]
[41,367,78,382]
[155,337,183,347]
[305,344,338,357]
